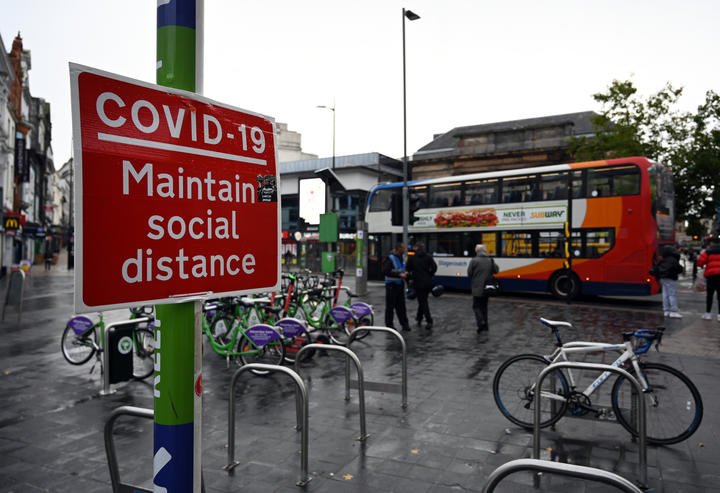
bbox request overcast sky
[2,0,719,168]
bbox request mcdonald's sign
[4,213,25,232]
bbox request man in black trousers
[406,242,437,330]
[382,243,411,331]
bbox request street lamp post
[317,102,336,171]
[402,8,420,249]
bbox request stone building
[410,111,597,179]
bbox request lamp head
[404,9,420,21]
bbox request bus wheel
[549,270,581,300]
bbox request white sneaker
[703,312,712,320]
[663,311,669,317]
[668,312,683,319]
[717,314,720,322]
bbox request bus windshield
[649,163,675,242]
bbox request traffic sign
[70,64,280,312]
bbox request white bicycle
[492,318,703,445]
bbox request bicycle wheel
[238,335,286,375]
[61,325,96,365]
[322,312,350,345]
[492,354,569,429]
[211,316,236,346]
[132,328,155,380]
[344,313,373,342]
[611,362,703,445]
[282,330,314,364]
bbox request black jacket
[406,252,437,290]
[654,245,683,280]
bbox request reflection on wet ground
[1,266,718,492]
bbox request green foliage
[568,80,720,222]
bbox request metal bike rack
[482,458,643,493]
[295,343,368,441]
[104,405,154,493]
[347,325,408,409]
[101,316,153,395]
[225,363,311,486]
[534,361,647,488]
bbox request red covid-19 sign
[70,64,280,312]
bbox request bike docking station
[225,364,311,486]
[104,406,154,493]
[100,316,153,396]
[2,268,25,322]
[295,343,369,441]
[346,326,408,410]
[533,361,648,490]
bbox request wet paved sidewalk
[0,256,719,492]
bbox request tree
[568,80,720,223]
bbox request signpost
[70,62,280,492]
[69,66,280,310]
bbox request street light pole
[317,102,336,170]
[402,8,420,249]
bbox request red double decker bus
[365,156,674,298]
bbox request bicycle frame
[542,340,650,401]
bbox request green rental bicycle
[60,307,155,380]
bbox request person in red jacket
[697,237,720,320]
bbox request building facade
[278,153,402,271]
[0,32,57,275]
[410,111,597,179]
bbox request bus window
[585,229,613,257]
[571,170,584,198]
[539,172,568,200]
[538,231,565,257]
[430,183,462,208]
[588,170,611,197]
[613,166,640,195]
[502,176,533,203]
[482,232,497,256]
[410,186,428,210]
[588,165,640,197]
[465,179,499,205]
[500,232,533,257]
[369,188,397,212]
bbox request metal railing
[347,325,408,409]
[482,458,643,493]
[101,316,152,395]
[295,343,368,441]
[104,406,154,493]
[225,363,311,486]
[534,361,647,487]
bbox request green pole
[154,1,203,492]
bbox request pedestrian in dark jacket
[655,245,683,318]
[697,237,720,320]
[466,244,498,333]
[382,243,410,331]
[406,242,437,330]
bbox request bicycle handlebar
[625,327,664,354]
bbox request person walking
[467,244,498,333]
[655,245,684,318]
[382,242,410,331]
[697,237,720,320]
[406,242,437,330]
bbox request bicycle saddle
[540,318,573,329]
